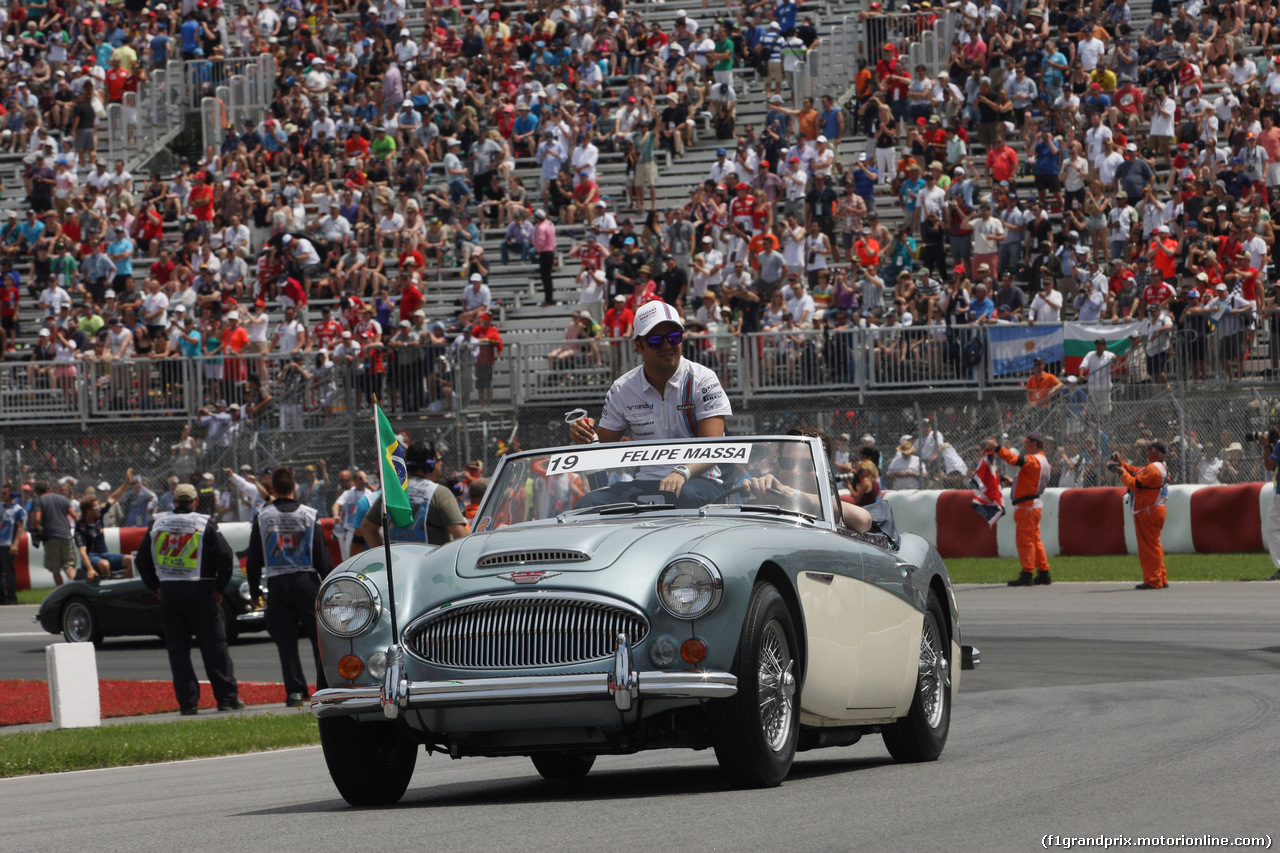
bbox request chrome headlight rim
[317,573,383,637]
[656,555,723,620]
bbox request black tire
[61,598,102,645]
[710,583,801,788]
[530,752,596,780]
[882,592,951,762]
[319,715,419,806]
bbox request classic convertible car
[312,435,977,804]
[34,571,265,645]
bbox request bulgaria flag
[988,324,1064,376]
[1063,321,1144,375]
[375,405,413,528]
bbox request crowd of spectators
[4,0,1280,423]
[2,442,492,586]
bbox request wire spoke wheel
[917,613,949,730]
[757,620,796,753]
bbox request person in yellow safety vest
[985,431,1052,586]
[134,483,243,715]
[1109,439,1170,590]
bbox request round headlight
[318,576,381,636]
[657,557,723,619]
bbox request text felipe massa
[618,445,749,464]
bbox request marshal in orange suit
[1110,440,1170,590]
[986,432,1052,586]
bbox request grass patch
[0,712,319,778]
[946,553,1275,584]
[16,588,51,606]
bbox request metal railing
[6,312,1278,425]
[102,64,189,167]
[201,55,278,157]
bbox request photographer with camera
[1107,440,1170,590]
[359,442,469,547]
[1258,427,1280,581]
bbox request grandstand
[2,0,1280,499]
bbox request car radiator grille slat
[406,597,649,669]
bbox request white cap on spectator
[281,234,293,244]
[39,328,50,337]
[470,273,483,282]
[403,99,413,107]
[341,331,352,338]
[59,476,78,485]
[400,28,411,35]
[226,311,240,320]
[105,289,116,298]
[97,481,110,492]
[173,305,186,313]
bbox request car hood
[454,515,761,578]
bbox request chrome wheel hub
[917,617,949,729]
[758,620,795,753]
[65,605,91,642]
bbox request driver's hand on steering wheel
[743,474,794,500]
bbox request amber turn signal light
[338,654,364,680]
[680,638,707,664]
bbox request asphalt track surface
[3,582,1279,852]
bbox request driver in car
[742,427,875,533]
[569,301,733,508]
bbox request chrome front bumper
[311,635,737,719]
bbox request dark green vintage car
[33,572,266,645]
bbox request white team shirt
[597,357,733,480]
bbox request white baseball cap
[633,301,684,338]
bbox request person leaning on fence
[987,432,1053,587]
[246,467,333,708]
[134,483,244,715]
[1108,440,1170,590]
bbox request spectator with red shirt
[313,306,344,351]
[187,173,215,235]
[468,312,504,410]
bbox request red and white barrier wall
[886,484,1270,559]
[11,487,1273,587]
[17,518,347,590]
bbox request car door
[795,539,865,725]
[848,545,921,719]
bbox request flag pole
[373,394,399,643]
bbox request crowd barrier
[12,484,1273,589]
[886,483,1270,561]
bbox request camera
[1247,428,1280,446]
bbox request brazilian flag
[375,405,413,528]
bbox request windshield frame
[472,435,838,531]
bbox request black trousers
[538,251,556,303]
[0,548,16,603]
[265,572,327,698]
[160,581,238,710]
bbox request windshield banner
[539,443,754,475]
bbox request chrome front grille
[476,549,591,568]
[405,593,649,669]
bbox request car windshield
[473,438,826,530]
